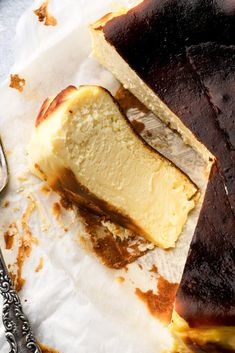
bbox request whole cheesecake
[91,0,235,352]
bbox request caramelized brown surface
[175,164,235,327]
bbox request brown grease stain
[35,257,44,273]
[40,184,51,194]
[34,1,57,26]
[52,202,61,219]
[136,275,179,324]
[149,264,158,273]
[116,276,125,283]
[39,343,61,353]
[15,195,39,292]
[9,74,26,92]
[34,163,47,181]
[4,222,17,250]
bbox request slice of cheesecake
[28,85,197,249]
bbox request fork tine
[0,138,9,193]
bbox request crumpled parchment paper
[0,1,208,352]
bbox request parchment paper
[0,1,208,352]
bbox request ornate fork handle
[0,248,42,353]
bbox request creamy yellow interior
[29,86,197,249]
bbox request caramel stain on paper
[40,184,51,194]
[9,270,17,285]
[149,264,158,273]
[3,200,10,208]
[60,195,73,210]
[35,163,47,181]
[4,222,17,250]
[34,1,57,26]
[15,195,39,292]
[52,202,61,219]
[116,276,125,284]
[136,275,179,324]
[9,74,26,92]
[39,343,61,353]
[35,256,44,273]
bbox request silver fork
[0,138,42,353]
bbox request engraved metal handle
[0,248,42,353]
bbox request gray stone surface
[0,0,31,82]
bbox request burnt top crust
[175,163,235,327]
[103,0,235,213]
[102,0,235,327]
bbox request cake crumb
[9,74,26,92]
[116,276,125,284]
[34,1,57,26]
[35,257,44,273]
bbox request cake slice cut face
[91,0,235,351]
[28,85,197,249]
